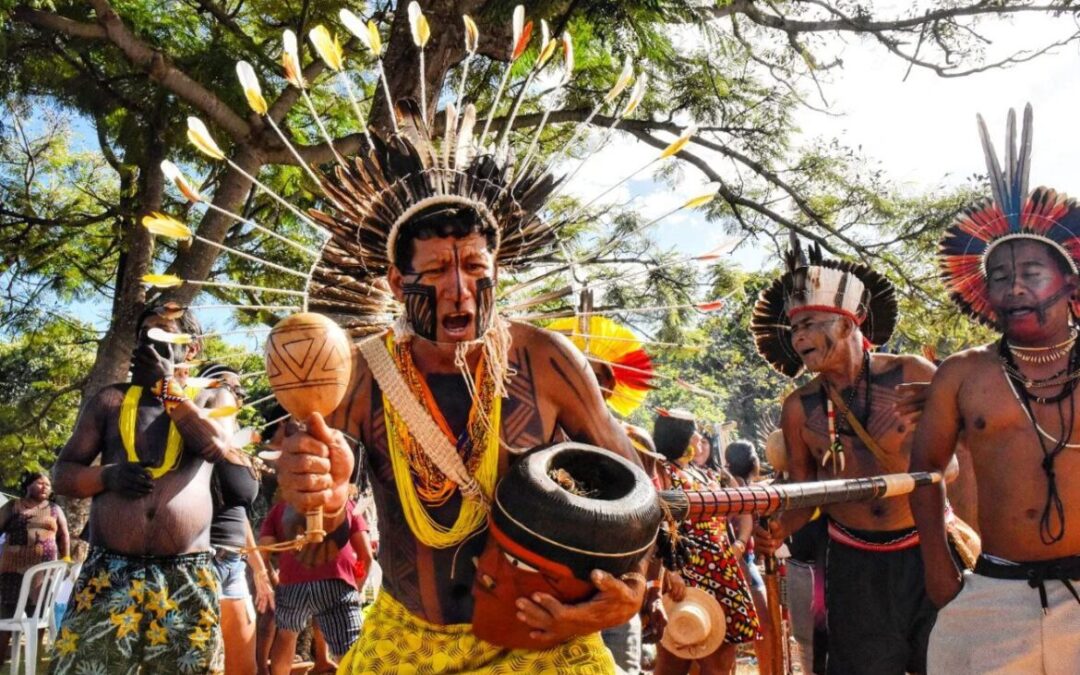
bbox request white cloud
[573,10,1080,275]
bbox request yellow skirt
[338,591,616,674]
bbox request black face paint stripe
[403,282,437,339]
[476,276,494,335]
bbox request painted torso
[85,385,215,556]
[951,344,1080,560]
[332,323,600,625]
[792,353,915,531]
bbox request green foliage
[0,317,96,488]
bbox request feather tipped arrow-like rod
[162,159,321,258]
[511,32,575,186]
[143,213,313,282]
[185,117,330,239]
[565,125,697,218]
[496,19,561,151]
[479,5,530,147]
[498,190,718,298]
[339,9,398,135]
[142,274,307,298]
[186,304,300,313]
[543,72,648,199]
[406,3,432,117]
[307,23,376,151]
[281,29,351,173]
[515,296,730,322]
[235,59,351,213]
[533,54,634,181]
[455,15,480,110]
[546,330,700,350]
[499,241,731,301]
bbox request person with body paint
[49,303,249,674]
[273,146,647,672]
[911,106,1080,673]
[750,240,966,675]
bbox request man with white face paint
[750,241,961,675]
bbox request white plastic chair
[48,560,81,645]
[0,559,70,674]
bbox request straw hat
[661,586,727,659]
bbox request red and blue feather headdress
[940,105,1080,327]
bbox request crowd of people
[2,53,1079,672]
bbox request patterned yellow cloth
[338,591,616,674]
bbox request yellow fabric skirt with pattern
[337,590,616,674]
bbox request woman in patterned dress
[652,413,760,675]
[0,472,69,665]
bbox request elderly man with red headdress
[750,241,964,675]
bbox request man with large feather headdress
[267,8,648,673]
[910,106,1080,674]
[749,239,955,674]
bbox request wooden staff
[761,537,786,675]
[659,471,940,673]
[265,313,352,543]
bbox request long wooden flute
[660,471,942,522]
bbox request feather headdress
[939,105,1080,327]
[750,238,897,377]
[145,6,702,341]
[546,315,655,416]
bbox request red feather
[512,21,533,60]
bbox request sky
[561,9,1080,274]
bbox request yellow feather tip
[309,25,344,71]
[141,274,184,288]
[142,212,192,241]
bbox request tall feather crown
[750,238,897,377]
[940,105,1080,327]
[144,4,691,339]
[307,98,562,333]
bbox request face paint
[403,281,438,340]
[139,326,178,365]
[476,276,495,335]
[1032,283,1072,326]
[987,240,1076,339]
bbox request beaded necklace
[819,351,870,473]
[382,334,501,549]
[998,338,1079,544]
[1007,329,1078,365]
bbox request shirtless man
[751,244,944,674]
[276,202,645,672]
[911,107,1080,673]
[50,304,239,674]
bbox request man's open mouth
[1004,306,1035,318]
[442,312,473,334]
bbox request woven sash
[358,335,484,501]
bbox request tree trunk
[371,0,483,133]
[78,113,167,404]
[63,101,169,559]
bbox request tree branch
[10,7,107,39]
[712,1,1078,34]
